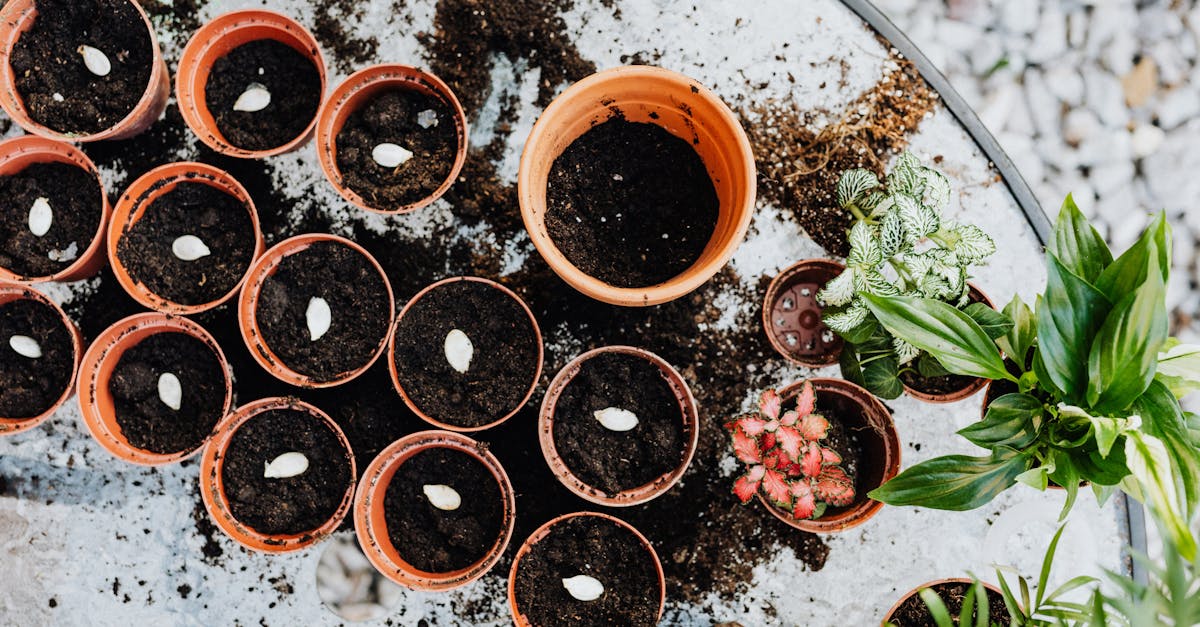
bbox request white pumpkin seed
[562,575,604,601]
[593,407,639,432]
[371,143,413,168]
[8,335,41,359]
[307,297,332,342]
[233,83,271,112]
[47,241,79,263]
[417,109,439,128]
[157,372,182,411]
[78,45,111,77]
[422,484,462,511]
[264,452,309,479]
[172,235,211,261]
[443,329,473,374]
[28,197,52,237]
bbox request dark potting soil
[513,515,660,627]
[256,240,390,382]
[221,408,352,536]
[545,118,719,288]
[334,88,459,209]
[552,352,684,496]
[383,447,505,573]
[889,582,1011,627]
[391,280,539,428]
[10,0,154,135]
[204,39,323,152]
[900,369,980,397]
[0,298,73,418]
[109,332,225,455]
[116,181,255,306]
[0,162,102,278]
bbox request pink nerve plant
[725,382,855,520]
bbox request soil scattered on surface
[0,297,73,418]
[888,581,1011,627]
[900,369,979,397]
[311,0,379,74]
[0,162,102,279]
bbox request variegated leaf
[790,481,817,519]
[846,221,882,268]
[836,169,880,208]
[733,466,765,502]
[893,337,921,365]
[920,166,951,210]
[800,446,823,477]
[793,381,815,416]
[822,301,870,334]
[731,428,762,464]
[951,224,997,263]
[894,194,939,239]
[880,209,906,258]
[762,469,793,506]
[861,191,889,216]
[887,152,923,195]
[856,270,901,297]
[817,269,856,306]
[759,389,781,420]
[776,425,804,461]
[797,412,830,440]
[869,194,895,218]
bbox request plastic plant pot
[763,258,846,367]
[517,65,756,307]
[880,577,1007,626]
[900,283,995,404]
[0,281,81,435]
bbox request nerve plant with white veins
[818,152,997,399]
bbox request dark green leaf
[1050,194,1112,283]
[1031,346,1066,400]
[1095,212,1170,302]
[996,295,1036,370]
[962,302,1013,340]
[868,448,1031,510]
[1048,449,1081,517]
[1133,380,1200,514]
[1086,254,1167,413]
[1033,255,1112,403]
[839,314,878,345]
[839,343,866,388]
[1074,446,1129,486]
[863,353,904,399]
[917,352,951,378]
[959,393,1042,449]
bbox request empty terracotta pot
[539,345,699,507]
[881,577,1007,626]
[108,161,263,315]
[176,9,326,158]
[0,135,110,283]
[759,377,900,533]
[901,284,995,404]
[199,397,356,553]
[0,0,170,142]
[518,65,755,307]
[0,281,81,435]
[353,430,516,591]
[77,312,232,465]
[316,64,468,214]
[763,259,846,367]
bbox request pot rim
[0,281,81,434]
[880,577,1007,626]
[762,258,847,367]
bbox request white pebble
[157,372,182,411]
[78,45,111,77]
[27,197,51,237]
[422,484,462,511]
[444,329,473,374]
[372,143,413,168]
[417,109,439,128]
[233,83,271,112]
[1131,124,1165,159]
[562,575,605,602]
[306,297,332,342]
[8,335,41,359]
[47,241,78,263]
[264,452,309,479]
[171,235,211,261]
[51,92,63,102]
[593,407,639,432]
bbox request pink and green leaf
[735,415,769,436]
[794,381,816,416]
[732,466,765,503]
[801,445,823,478]
[790,481,817,519]
[821,447,843,465]
[778,410,799,427]
[759,389,782,421]
[731,428,762,464]
[776,425,804,461]
[814,467,856,506]
[797,412,831,440]
[762,469,792,507]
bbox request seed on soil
[27,197,52,237]
[562,575,605,601]
[593,407,639,432]
[171,235,212,261]
[47,242,78,263]
[157,372,182,411]
[371,143,413,168]
[417,109,438,129]
[232,83,271,113]
[263,451,310,479]
[8,335,42,359]
[421,484,462,511]
[306,297,332,342]
[443,328,473,373]
[77,45,111,77]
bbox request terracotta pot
[0,136,111,283]
[237,233,395,388]
[539,345,699,507]
[387,276,544,432]
[315,64,468,214]
[901,284,995,404]
[763,259,846,367]
[0,0,170,142]
[881,577,1006,626]
[108,161,263,314]
[77,312,232,465]
[507,511,666,627]
[759,377,901,533]
[0,281,81,435]
[176,9,326,158]
[199,397,355,553]
[353,430,516,591]
[517,65,756,307]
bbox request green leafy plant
[819,152,998,399]
[888,580,999,627]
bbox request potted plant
[881,579,1008,627]
[0,135,110,284]
[176,10,326,158]
[238,233,395,388]
[109,162,263,315]
[353,430,516,591]
[388,276,543,432]
[0,281,80,435]
[200,397,356,553]
[508,512,665,627]
[818,152,999,402]
[316,64,468,214]
[78,313,232,465]
[538,346,699,507]
[518,65,756,307]
[725,378,900,532]
[0,0,169,142]
[762,258,846,367]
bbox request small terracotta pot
[108,162,263,314]
[508,511,666,627]
[77,313,232,465]
[176,10,326,158]
[881,577,1006,626]
[353,430,516,591]
[199,397,355,553]
[0,135,111,283]
[518,65,756,307]
[316,64,468,214]
[902,284,995,404]
[763,259,846,367]
[0,281,81,435]
[0,0,170,142]
[387,276,544,432]
[238,233,395,388]
[539,345,699,507]
[759,377,901,533]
